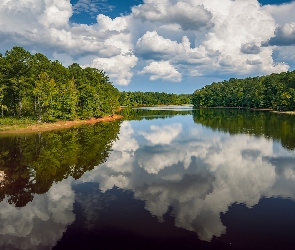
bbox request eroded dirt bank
[0,114,123,134]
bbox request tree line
[119,91,192,107]
[0,46,120,122]
[192,70,295,111]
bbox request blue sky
[0,0,295,93]
[69,0,293,23]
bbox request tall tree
[33,72,59,122]
[3,47,32,117]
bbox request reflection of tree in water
[192,109,295,150]
[0,121,121,207]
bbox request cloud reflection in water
[0,178,75,249]
[80,118,295,241]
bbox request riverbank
[0,114,123,134]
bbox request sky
[0,0,295,94]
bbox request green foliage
[0,117,35,130]
[192,71,295,111]
[0,46,120,122]
[119,91,192,107]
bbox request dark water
[0,108,295,250]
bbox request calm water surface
[0,108,295,249]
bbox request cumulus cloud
[0,1,137,85]
[241,43,261,54]
[267,23,295,46]
[262,1,295,25]
[132,1,213,31]
[139,61,182,82]
[38,0,72,28]
[246,59,262,65]
[135,31,179,60]
[85,15,138,85]
[133,0,290,77]
[135,31,208,65]
[198,0,289,74]
[91,53,138,85]
[0,0,293,86]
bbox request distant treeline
[119,91,192,107]
[0,47,120,122]
[192,71,295,111]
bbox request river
[0,107,295,249]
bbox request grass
[0,117,37,131]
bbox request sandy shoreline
[0,114,123,134]
[271,111,295,115]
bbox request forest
[119,91,192,107]
[192,70,295,111]
[0,46,120,122]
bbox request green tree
[33,72,59,122]
[2,47,32,117]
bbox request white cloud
[135,31,208,65]
[262,1,295,25]
[87,15,138,85]
[246,59,262,65]
[133,0,290,78]
[91,54,138,85]
[139,61,182,82]
[198,0,289,74]
[0,1,138,85]
[268,22,295,46]
[260,1,295,64]
[38,0,72,28]
[241,43,261,54]
[132,1,213,31]
[135,31,180,59]
[0,0,293,87]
